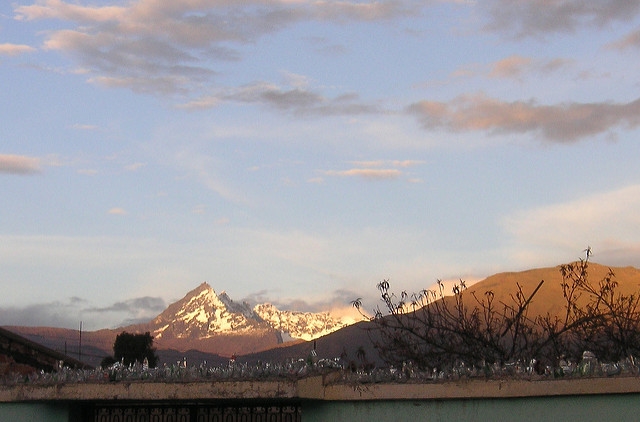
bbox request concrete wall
[3,376,640,421]
[3,394,640,422]
[0,402,69,421]
[303,394,640,422]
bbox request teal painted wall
[303,394,640,422]
[2,394,640,421]
[0,403,69,421]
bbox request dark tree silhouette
[111,331,159,368]
[100,355,117,368]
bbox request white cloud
[323,168,401,180]
[320,159,424,181]
[502,185,640,266]
[392,160,425,168]
[125,162,146,171]
[349,159,425,168]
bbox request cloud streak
[319,159,424,182]
[607,29,640,50]
[0,43,36,56]
[0,299,84,329]
[14,0,422,96]
[502,184,640,266]
[0,295,166,330]
[407,94,640,143]
[484,0,640,37]
[181,81,380,116]
[323,168,401,180]
[488,55,572,79]
[86,296,165,314]
[0,154,41,174]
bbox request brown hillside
[2,326,114,367]
[238,321,383,366]
[5,262,640,369]
[464,263,640,319]
[244,262,640,367]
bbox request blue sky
[1,0,640,330]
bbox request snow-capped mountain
[145,283,268,340]
[129,282,352,349]
[254,303,350,341]
[7,282,358,365]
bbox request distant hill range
[5,263,640,368]
[4,282,353,367]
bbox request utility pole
[78,321,82,362]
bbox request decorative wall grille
[91,404,301,422]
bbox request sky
[1,0,640,331]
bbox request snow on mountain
[218,291,260,321]
[253,303,350,341]
[149,283,269,340]
[141,282,352,342]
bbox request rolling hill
[5,261,640,368]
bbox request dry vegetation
[353,252,640,372]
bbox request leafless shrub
[354,251,640,371]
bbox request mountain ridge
[128,282,351,342]
[2,282,354,367]
[6,262,640,368]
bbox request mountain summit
[148,283,266,339]
[124,282,352,354]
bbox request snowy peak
[149,283,267,340]
[138,282,353,343]
[253,303,350,342]
[218,291,260,320]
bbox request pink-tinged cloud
[607,29,640,50]
[0,43,36,56]
[108,207,127,215]
[14,0,421,97]
[454,56,572,81]
[392,160,424,168]
[14,0,125,22]
[407,94,640,143]
[324,168,401,180]
[349,160,424,168]
[489,55,532,78]
[0,154,41,174]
